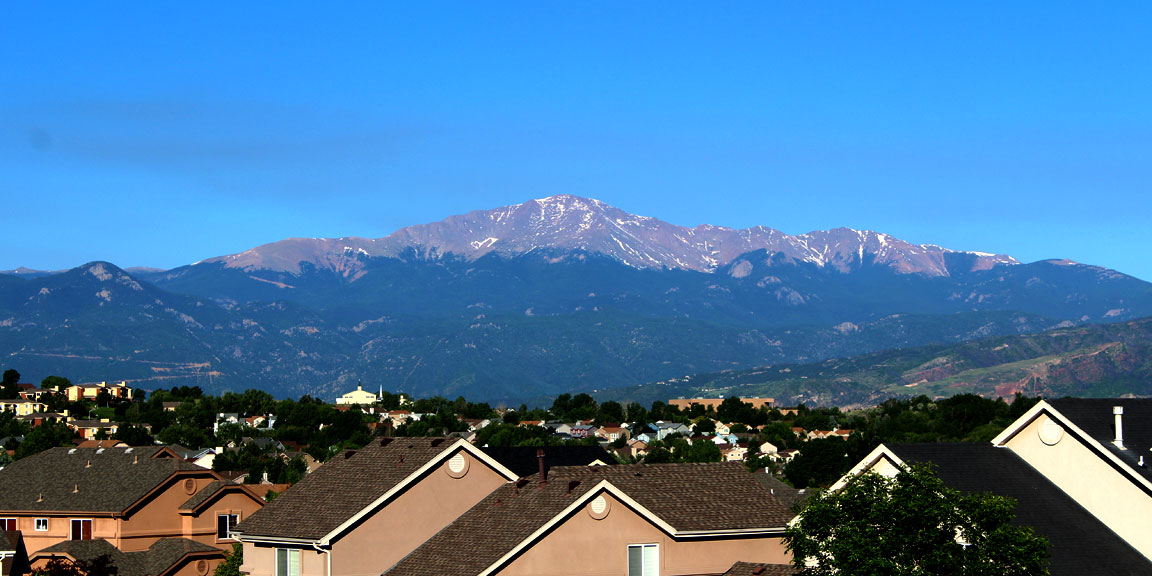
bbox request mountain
[186,195,1017,276]
[4,196,1152,404]
[599,317,1152,408]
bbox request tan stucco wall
[241,544,326,576]
[498,493,790,576]
[119,472,219,551]
[330,451,509,576]
[10,516,118,556]
[1005,413,1152,559]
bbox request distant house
[335,384,378,406]
[64,382,132,403]
[650,421,690,440]
[66,419,119,441]
[162,402,183,412]
[595,426,629,443]
[0,446,265,557]
[668,397,775,411]
[0,401,47,418]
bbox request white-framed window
[216,513,239,540]
[276,548,300,576]
[70,519,92,541]
[627,543,658,576]
[0,518,15,531]
[35,518,49,531]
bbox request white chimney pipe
[1114,406,1126,449]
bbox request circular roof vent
[588,494,611,520]
[446,452,469,478]
[1038,415,1065,446]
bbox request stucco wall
[9,516,118,556]
[1005,413,1152,560]
[242,544,326,576]
[119,472,218,551]
[498,493,790,576]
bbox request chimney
[1114,406,1126,449]
[537,449,547,484]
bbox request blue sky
[2,3,1150,279]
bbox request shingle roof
[718,562,799,576]
[35,538,222,576]
[888,443,1152,576]
[0,446,208,514]
[478,445,616,478]
[179,481,226,511]
[1,530,19,552]
[384,462,794,576]
[235,438,488,541]
[1047,398,1152,484]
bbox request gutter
[312,542,331,576]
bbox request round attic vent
[196,560,210,575]
[446,453,469,478]
[183,478,197,494]
[1038,415,1064,446]
[588,495,611,520]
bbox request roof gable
[234,438,517,543]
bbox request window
[216,513,239,540]
[627,544,658,576]
[35,518,49,531]
[70,519,92,541]
[276,549,300,576]
[0,519,14,531]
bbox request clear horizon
[3,3,1150,281]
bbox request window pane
[0,519,14,531]
[628,546,642,576]
[288,549,300,576]
[277,550,286,576]
[82,520,92,540]
[218,515,229,539]
[643,544,658,576]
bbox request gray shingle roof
[179,481,226,511]
[0,447,208,514]
[35,538,222,576]
[235,438,479,541]
[718,562,799,576]
[888,443,1152,576]
[384,462,794,576]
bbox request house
[568,423,596,439]
[0,446,265,557]
[769,449,799,463]
[162,402,183,412]
[758,441,779,456]
[64,382,132,403]
[1,530,29,576]
[837,442,1152,575]
[721,444,748,462]
[989,398,1152,559]
[66,419,119,441]
[650,421,690,441]
[17,385,53,402]
[385,410,412,428]
[595,426,629,443]
[234,438,520,576]
[383,462,796,576]
[0,400,47,418]
[29,537,225,576]
[335,384,377,406]
[622,439,649,459]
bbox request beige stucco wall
[498,493,790,576]
[1004,413,1152,560]
[242,544,326,576]
[9,516,118,557]
[330,451,509,576]
[119,472,219,551]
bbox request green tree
[214,543,243,576]
[17,421,75,459]
[1,368,19,399]
[113,423,155,446]
[785,464,1048,576]
[41,375,72,392]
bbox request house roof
[0,446,208,514]
[1,530,19,553]
[478,446,616,478]
[235,438,516,542]
[886,443,1152,576]
[1045,398,1152,483]
[384,462,794,576]
[35,538,222,576]
[717,562,798,576]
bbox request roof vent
[68,449,77,455]
[133,455,139,465]
[125,447,133,453]
[37,493,43,503]
[379,438,393,447]
[96,448,104,454]
[73,484,79,493]
[752,567,765,575]
[85,460,91,468]
[430,438,445,447]
[567,480,581,495]
[343,450,355,459]
[1114,406,1126,450]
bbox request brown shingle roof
[0,447,209,514]
[235,438,491,541]
[35,538,222,576]
[718,561,799,576]
[384,462,794,576]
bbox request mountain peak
[197,196,1018,277]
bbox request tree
[41,375,72,392]
[784,464,1048,576]
[1,368,19,399]
[214,543,243,576]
